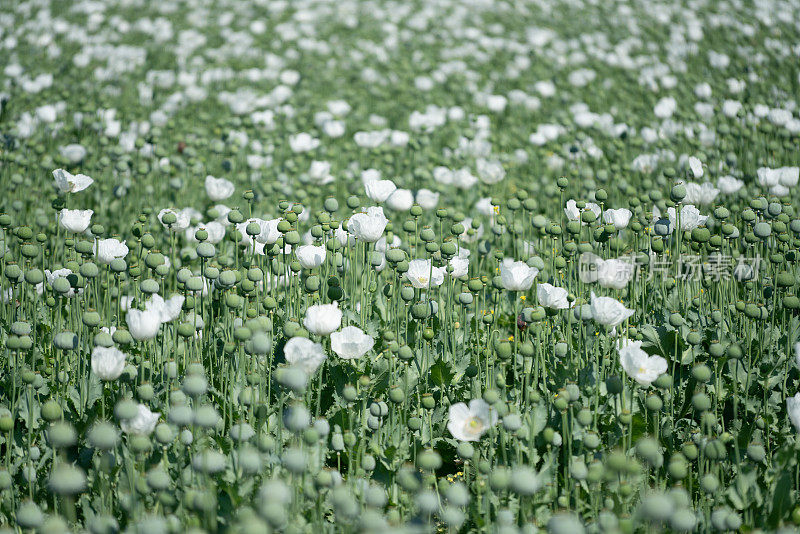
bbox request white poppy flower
[654,97,676,119]
[94,238,128,264]
[296,245,326,269]
[126,308,162,341]
[449,257,469,278]
[145,294,184,324]
[365,179,397,202]
[500,261,538,291]
[289,132,320,152]
[331,326,374,360]
[688,156,704,178]
[618,339,667,386]
[683,182,719,206]
[476,158,505,184]
[405,259,446,289]
[303,303,342,336]
[348,207,388,243]
[53,169,93,193]
[59,209,93,233]
[667,205,707,231]
[205,175,235,201]
[603,208,632,230]
[284,336,326,374]
[788,393,800,434]
[386,189,414,211]
[596,258,635,290]
[59,144,87,164]
[91,346,126,381]
[308,161,334,185]
[537,283,570,310]
[590,292,634,328]
[415,189,439,210]
[121,404,160,435]
[717,175,744,195]
[447,399,498,442]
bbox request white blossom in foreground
[126,308,162,341]
[91,346,126,381]
[787,393,800,434]
[603,208,632,230]
[348,207,388,243]
[537,283,570,310]
[145,294,184,324]
[60,209,93,233]
[94,238,129,264]
[365,179,397,202]
[331,326,374,360]
[618,339,667,386]
[284,337,326,374]
[303,303,342,336]
[296,245,326,269]
[205,175,235,201]
[501,261,538,291]
[405,259,446,289]
[121,404,160,435]
[53,168,93,193]
[447,399,498,442]
[668,205,708,231]
[590,292,634,328]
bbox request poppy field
[1,0,800,532]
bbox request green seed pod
[82,310,101,327]
[0,415,13,432]
[681,442,698,460]
[483,389,500,405]
[48,422,78,449]
[692,392,711,412]
[583,432,601,450]
[112,328,133,345]
[114,399,139,421]
[726,344,742,359]
[489,467,510,490]
[743,442,766,463]
[670,184,686,202]
[668,312,683,327]
[416,449,441,471]
[456,442,475,460]
[48,464,87,495]
[605,375,623,395]
[407,416,422,431]
[700,473,719,493]
[691,364,711,382]
[576,409,592,427]
[41,400,63,422]
[88,422,119,450]
[24,268,44,285]
[54,331,78,350]
[645,393,663,412]
[16,501,44,529]
[753,222,771,238]
[496,341,512,360]
[776,271,795,287]
[586,460,604,483]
